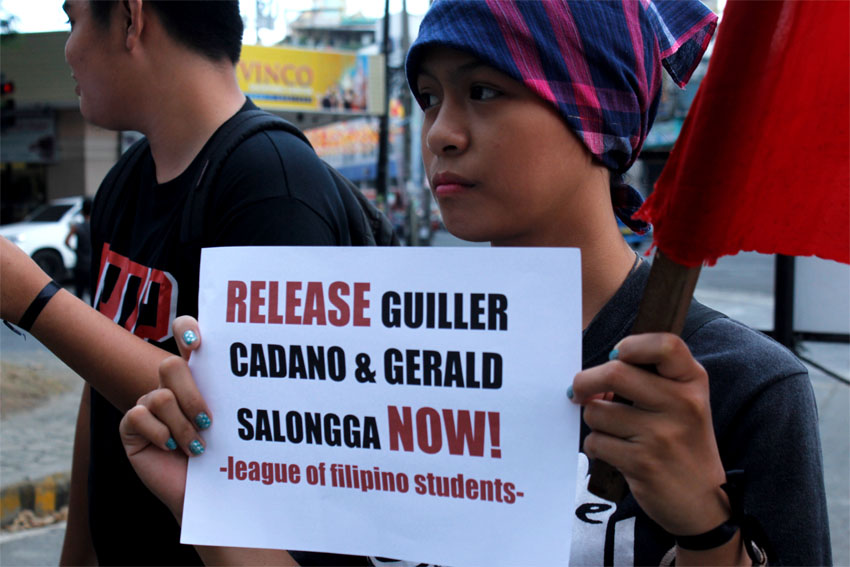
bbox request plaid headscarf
[406,0,717,234]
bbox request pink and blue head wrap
[406,0,717,233]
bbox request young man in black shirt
[2,1,353,564]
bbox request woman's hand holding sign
[120,317,299,565]
[119,316,211,521]
[569,333,746,562]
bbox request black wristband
[675,469,748,553]
[675,518,740,551]
[17,280,61,332]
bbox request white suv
[0,197,85,281]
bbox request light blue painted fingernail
[165,437,177,451]
[608,348,619,361]
[195,412,211,430]
[189,440,205,456]
[182,330,198,345]
[567,385,574,399]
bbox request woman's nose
[424,102,469,156]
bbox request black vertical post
[375,0,391,212]
[774,254,796,348]
[400,0,417,244]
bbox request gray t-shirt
[571,260,831,565]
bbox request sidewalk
[802,340,850,567]
[0,324,82,527]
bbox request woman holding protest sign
[119,0,831,565]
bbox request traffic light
[1,75,15,130]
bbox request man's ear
[123,0,144,51]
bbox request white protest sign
[181,246,582,566]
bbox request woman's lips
[433,173,474,197]
[434,183,473,196]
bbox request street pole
[401,0,419,245]
[774,254,796,348]
[375,0,391,213]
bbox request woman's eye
[470,85,500,101]
[418,92,440,109]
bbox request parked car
[0,197,85,281]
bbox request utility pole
[400,0,419,244]
[375,0,391,212]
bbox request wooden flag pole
[587,249,701,502]
[586,0,849,505]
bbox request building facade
[0,31,385,223]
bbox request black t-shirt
[87,101,352,565]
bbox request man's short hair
[90,1,243,64]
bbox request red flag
[636,0,849,267]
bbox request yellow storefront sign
[238,44,374,114]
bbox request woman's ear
[123,0,144,51]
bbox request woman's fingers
[119,402,191,519]
[165,316,212,433]
[136,386,206,457]
[581,428,638,472]
[571,333,706,408]
[581,397,657,440]
[159,356,213,438]
[168,317,212,433]
[120,403,176,455]
[611,333,704,383]
[573,360,670,410]
[173,315,201,361]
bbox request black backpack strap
[181,110,288,245]
[92,137,150,234]
[180,109,397,247]
[682,300,727,341]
